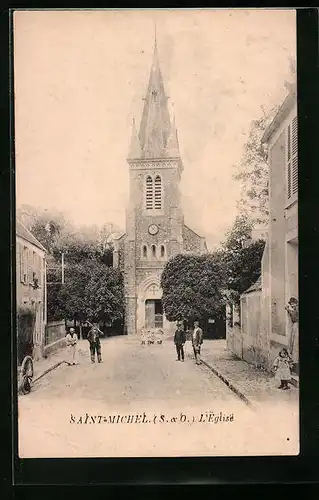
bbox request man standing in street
[192,320,203,365]
[174,321,186,361]
[87,324,103,363]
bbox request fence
[45,320,65,346]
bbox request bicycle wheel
[21,356,34,379]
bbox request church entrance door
[145,299,163,328]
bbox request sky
[14,9,296,249]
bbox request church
[113,38,207,336]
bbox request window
[19,245,24,283]
[145,174,162,210]
[160,245,165,258]
[142,245,147,259]
[287,116,298,201]
[154,175,162,209]
[20,246,28,284]
[151,245,156,258]
[146,176,153,209]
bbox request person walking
[87,324,103,363]
[192,320,203,365]
[174,322,186,361]
[65,327,78,366]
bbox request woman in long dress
[65,328,78,365]
[285,297,299,375]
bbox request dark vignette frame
[1,5,318,490]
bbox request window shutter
[28,248,32,283]
[146,176,153,209]
[287,124,292,199]
[22,246,28,283]
[19,245,24,283]
[291,116,298,196]
[287,116,298,201]
[154,175,162,209]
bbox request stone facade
[227,85,298,374]
[113,40,206,336]
[16,219,47,361]
[261,86,298,369]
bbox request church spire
[165,107,180,158]
[138,34,171,158]
[128,117,141,159]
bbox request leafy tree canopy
[17,205,124,324]
[220,214,265,304]
[233,60,296,226]
[85,265,125,324]
[161,253,226,323]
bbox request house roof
[16,219,47,252]
[113,232,126,241]
[262,84,297,144]
[183,224,204,240]
[242,276,262,294]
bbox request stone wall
[45,320,65,346]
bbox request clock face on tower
[148,224,159,235]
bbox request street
[18,337,299,458]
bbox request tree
[84,265,125,324]
[233,105,278,225]
[220,214,265,304]
[17,205,121,324]
[161,253,226,324]
[234,60,296,225]
[57,261,97,325]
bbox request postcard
[14,8,299,458]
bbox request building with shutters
[16,219,47,361]
[260,84,298,369]
[113,38,207,336]
[226,85,298,373]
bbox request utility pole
[61,252,65,284]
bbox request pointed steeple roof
[165,112,180,158]
[138,38,171,158]
[128,117,142,159]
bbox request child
[273,348,293,390]
[140,327,146,346]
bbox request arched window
[151,244,156,258]
[146,176,153,209]
[154,175,162,209]
[142,245,147,259]
[160,245,165,258]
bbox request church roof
[128,37,180,161]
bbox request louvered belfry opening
[154,175,162,209]
[287,115,298,200]
[146,176,153,209]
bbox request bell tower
[124,36,185,336]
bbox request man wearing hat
[87,324,103,363]
[174,321,186,362]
